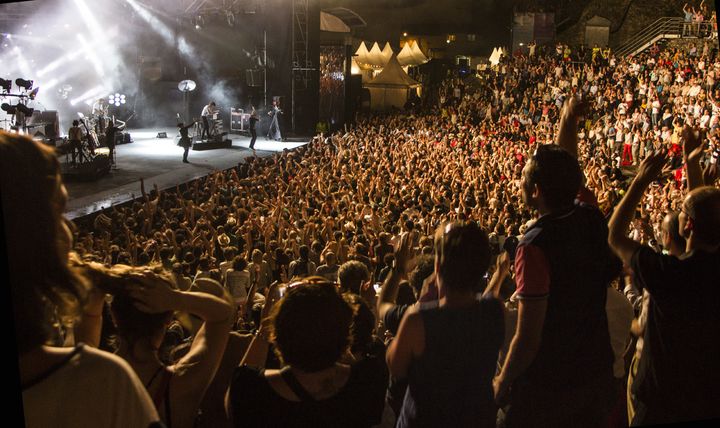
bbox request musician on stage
[200,101,218,140]
[249,107,259,151]
[267,100,282,141]
[177,120,196,163]
[104,119,124,165]
[92,98,109,133]
[68,120,84,165]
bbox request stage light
[57,84,72,99]
[1,103,16,114]
[403,32,408,37]
[109,93,126,107]
[16,103,34,116]
[15,78,33,90]
[0,78,11,92]
[29,87,39,100]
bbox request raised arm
[377,233,413,321]
[129,274,234,401]
[560,97,587,156]
[483,252,511,299]
[682,126,705,192]
[608,151,668,265]
[240,281,280,369]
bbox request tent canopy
[397,42,415,66]
[365,53,420,89]
[409,41,428,65]
[381,42,394,66]
[364,42,385,68]
[354,42,373,70]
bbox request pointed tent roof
[397,41,415,66]
[489,47,500,65]
[381,42,394,65]
[354,41,372,70]
[365,42,385,68]
[409,40,428,65]
[364,53,420,89]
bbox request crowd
[6,23,720,428]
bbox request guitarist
[92,98,109,133]
[79,117,97,156]
[104,118,124,165]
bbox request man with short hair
[337,260,369,296]
[608,127,720,425]
[288,245,316,279]
[315,252,339,282]
[200,101,217,140]
[494,97,620,427]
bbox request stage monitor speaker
[28,110,60,139]
[157,132,168,138]
[77,154,111,181]
[246,69,262,87]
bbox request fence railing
[613,17,716,58]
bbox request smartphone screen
[373,283,382,294]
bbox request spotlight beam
[38,27,119,77]
[76,33,105,77]
[70,84,107,106]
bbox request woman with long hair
[2,132,160,427]
[79,264,234,428]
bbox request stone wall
[558,0,714,48]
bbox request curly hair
[337,260,369,295]
[270,278,353,372]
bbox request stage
[62,127,309,220]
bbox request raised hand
[682,126,705,162]
[394,232,417,275]
[127,271,177,313]
[635,150,668,185]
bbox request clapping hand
[635,150,669,185]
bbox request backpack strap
[280,367,316,402]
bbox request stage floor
[63,127,309,219]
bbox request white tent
[489,47,501,66]
[381,42,394,66]
[409,40,429,65]
[365,42,386,69]
[354,42,372,70]
[364,53,420,110]
[397,42,415,66]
